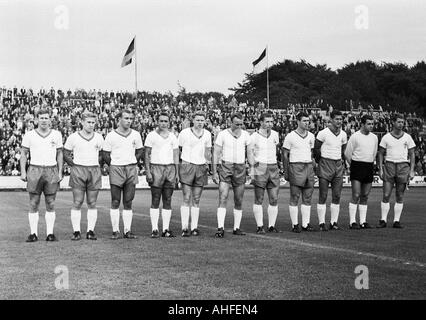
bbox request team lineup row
[20,108,416,242]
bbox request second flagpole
[134,36,138,99]
[266,45,269,109]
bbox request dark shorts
[150,164,176,189]
[218,161,246,187]
[252,163,280,189]
[383,161,410,184]
[350,160,374,184]
[318,157,344,183]
[289,162,315,188]
[69,165,102,191]
[109,164,139,187]
[179,161,208,187]
[27,165,60,195]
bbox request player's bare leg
[161,187,174,237]
[122,183,136,238]
[149,186,162,237]
[27,193,41,241]
[110,185,122,239]
[329,177,343,229]
[44,193,57,240]
[232,183,245,235]
[85,189,99,239]
[71,188,85,240]
[393,182,407,228]
[349,180,362,229]
[181,184,192,236]
[289,185,302,232]
[359,182,373,229]
[266,186,280,232]
[190,186,203,235]
[253,186,265,233]
[317,178,329,230]
[215,181,230,237]
[301,187,314,231]
[378,181,394,228]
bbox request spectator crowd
[1,86,426,176]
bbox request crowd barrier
[0,175,425,190]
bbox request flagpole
[266,44,269,109]
[134,36,138,99]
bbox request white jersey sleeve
[64,133,75,151]
[103,132,113,152]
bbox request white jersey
[178,128,212,165]
[103,129,143,166]
[283,130,315,163]
[344,130,378,163]
[21,129,63,166]
[145,130,179,165]
[249,130,279,164]
[64,132,104,166]
[379,132,416,163]
[316,127,347,160]
[215,129,251,164]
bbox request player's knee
[192,196,201,206]
[331,195,340,204]
[269,198,278,206]
[359,195,368,204]
[162,199,172,210]
[123,201,132,210]
[395,194,404,203]
[382,194,391,202]
[352,193,360,203]
[318,194,327,204]
[29,202,39,212]
[290,195,299,206]
[182,194,191,206]
[111,199,120,209]
[254,196,264,205]
[72,201,83,210]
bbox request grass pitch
[0,188,425,299]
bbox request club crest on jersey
[50,139,57,148]
[95,144,102,151]
[132,140,137,148]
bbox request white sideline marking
[53,201,426,269]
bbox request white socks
[71,209,81,232]
[317,204,326,224]
[181,206,190,230]
[253,204,263,227]
[301,205,311,228]
[190,207,200,231]
[267,205,278,228]
[122,209,133,233]
[110,208,120,232]
[359,204,367,224]
[87,209,97,232]
[233,209,242,230]
[349,202,358,224]
[330,203,340,224]
[217,207,226,229]
[150,208,160,231]
[289,205,298,225]
[45,211,56,235]
[161,209,172,231]
[28,212,39,235]
[381,202,390,221]
[394,203,403,222]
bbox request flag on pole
[252,48,266,67]
[121,37,135,67]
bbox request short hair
[361,114,374,124]
[296,112,309,121]
[157,112,170,121]
[116,108,133,119]
[330,110,342,119]
[231,112,243,122]
[81,111,97,121]
[36,108,50,118]
[391,113,405,122]
[193,111,206,119]
[259,111,273,122]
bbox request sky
[0,0,425,94]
